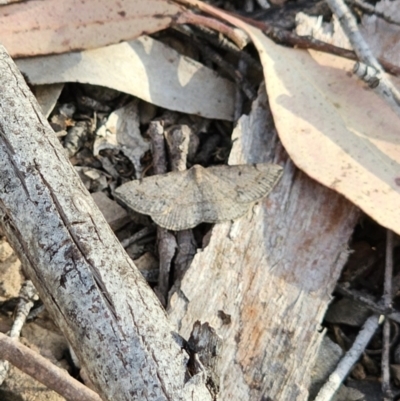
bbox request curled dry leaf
[114,163,283,231]
[174,1,400,235]
[16,36,235,121]
[0,0,183,57]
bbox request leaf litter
[1,1,396,398]
[114,163,283,231]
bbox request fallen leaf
[174,0,400,235]
[245,27,400,235]
[0,0,183,57]
[114,164,283,230]
[16,36,235,121]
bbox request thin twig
[0,332,102,401]
[0,280,38,385]
[120,226,155,249]
[147,120,177,306]
[366,321,398,357]
[382,230,394,400]
[148,121,168,176]
[314,314,382,401]
[347,0,400,26]
[335,284,400,324]
[174,0,400,76]
[326,0,400,117]
[9,281,38,338]
[234,56,247,121]
[347,0,374,14]
[250,18,400,76]
[315,231,396,400]
[175,11,249,49]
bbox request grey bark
[0,46,212,401]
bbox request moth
[114,163,283,231]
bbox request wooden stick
[326,0,400,117]
[0,45,212,401]
[0,280,38,384]
[0,332,102,401]
[382,230,394,400]
[314,315,382,401]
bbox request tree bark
[0,46,212,401]
[168,87,360,400]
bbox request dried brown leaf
[0,0,183,57]
[244,27,400,236]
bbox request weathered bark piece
[0,46,212,401]
[168,87,360,400]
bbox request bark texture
[0,46,212,401]
[168,87,360,400]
